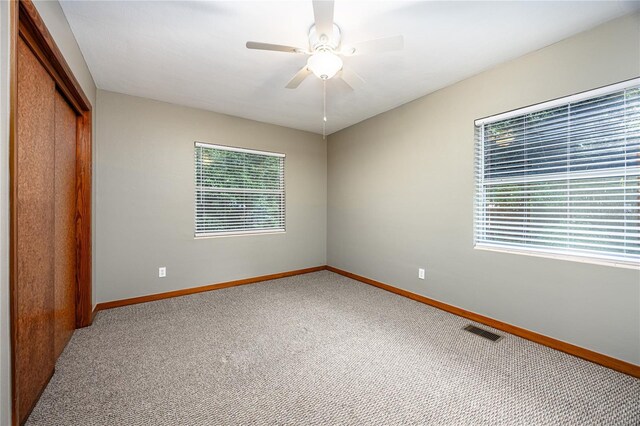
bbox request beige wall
[95,90,326,303]
[327,13,640,364]
[0,1,10,423]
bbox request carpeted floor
[27,271,640,425]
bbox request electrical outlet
[418,268,425,280]
[159,267,166,278]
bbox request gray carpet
[27,271,640,425]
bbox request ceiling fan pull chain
[323,79,327,139]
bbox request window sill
[474,244,640,270]
[195,229,286,239]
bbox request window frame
[473,78,640,269]
[194,142,286,238]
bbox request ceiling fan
[245,0,404,90]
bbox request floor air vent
[463,325,502,342]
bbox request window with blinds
[474,79,640,267]
[194,142,285,237]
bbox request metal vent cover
[463,324,502,342]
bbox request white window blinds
[474,79,640,267]
[194,142,285,237]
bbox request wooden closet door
[12,3,93,424]
[54,90,77,359]
[16,36,56,423]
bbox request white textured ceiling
[60,1,640,135]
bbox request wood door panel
[54,90,77,359]
[16,36,56,423]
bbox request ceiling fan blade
[342,35,404,56]
[312,0,334,37]
[246,41,306,54]
[339,68,365,91]
[286,66,312,89]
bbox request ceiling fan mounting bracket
[308,23,341,52]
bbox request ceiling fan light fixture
[307,51,343,80]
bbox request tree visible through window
[474,80,640,266]
[194,143,285,236]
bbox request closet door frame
[9,0,92,423]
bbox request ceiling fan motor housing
[309,23,342,52]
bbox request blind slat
[475,82,640,267]
[195,144,285,236]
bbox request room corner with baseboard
[1,1,639,425]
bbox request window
[474,79,640,267]
[194,142,285,237]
